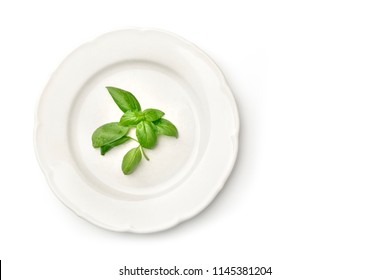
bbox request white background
[1,0,390,279]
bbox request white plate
[35,28,239,233]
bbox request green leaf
[92,122,129,148]
[119,111,144,126]
[122,146,142,174]
[100,136,131,155]
[153,118,178,138]
[136,121,157,149]
[106,86,141,113]
[143,108,165,122]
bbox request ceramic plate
[35,28,239,233]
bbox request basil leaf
[119,111,144,126]
[154,118,178,138]
[92,122,129,148]
[106,86,141,113]
[100,136,131,155]
[143,108,165,122]
[122,146,142,174]
[136,121,157,149]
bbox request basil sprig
[91,86,178,175]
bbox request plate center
[69,61,205,200]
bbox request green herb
[143,108,165,122]
[119,111,144,126]
[136,121,158,149]
[92,122,129,148]
[122,146,142,174]
[91,86,179,175]
[100,136,131,155]
[106,86,141,112]
[154,118,178,138]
